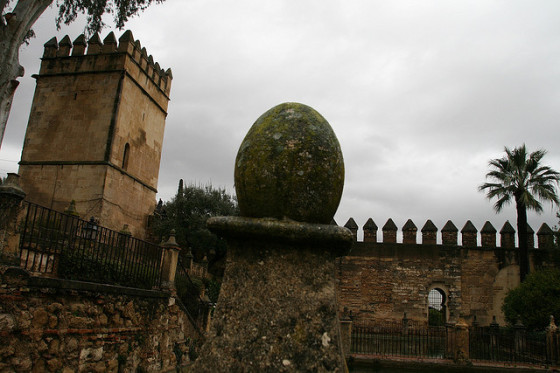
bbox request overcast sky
[2,0,560,242]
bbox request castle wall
[17,164,106,218]
[20,72,119,162]
[101,167,157,237]
[110,71,167,190]
[337,218,558,327]
[18,31,172,239]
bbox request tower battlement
[41,31,172,98]
[19,31,172,238]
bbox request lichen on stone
[234,102,345,224]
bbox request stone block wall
[0,266,202,372]
[18,31,172,239]
[337,217,560,327]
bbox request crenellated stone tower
[18,31,172,238]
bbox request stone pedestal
[190,217,352,372]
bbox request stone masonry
[18,31,172,239]
[338,218,559,327]
[0,266,201,373]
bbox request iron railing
[175,257,210,329]
[19,201,163,289]
[351,320,448,358]
[175,258,210,329]
[469,324,547,364]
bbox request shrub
[502,268,560,330]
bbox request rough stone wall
[337,241,560,327]
[18,165,106,219]
[18,32,171,239]
[0,267,200,373]
[338,243,463,325]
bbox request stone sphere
[234,102,344,224]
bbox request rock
[0,313,16,332]
[66,338,78,352]
[49,339,60,354]
[32,308,49,327]
[47,303,63,313]
[37,339,48,352]
[46,358,62,372]
[234,102,344,224]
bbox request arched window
[428,288,447,326]
[122,143,130,170]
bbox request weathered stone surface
[234,102,344,224]
[0,266,201,372]
[18,32,172,239]
[192,217,352,372]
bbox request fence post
[445,321,456,359]
[455,319,470,362]
[514,319,526,359]
[490,316,499,361]
[0,173,26,260]
[161,230,181,290]
[546,315,558,365]
[402,312,409,335]
[339,308,353,358]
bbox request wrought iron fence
[19,202,163,289]
[175,257,209,329]
[351,320,448,358]
[469,323,547,364]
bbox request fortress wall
[337,217,559,326]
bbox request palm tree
[479,145,560,282]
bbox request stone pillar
[184,248,194,271]
[490,316,500,361]
[421,220,437,245]
[537,223,554,249]
[0,173,26,260]
[402,219,417,244]
[500,221,516,248]
[461,221,477,248]
[454,320,470,362]
[402,312,409,335]
[480,221,497,248]
[363,218,377,243]
[441,220,458,246]
[445,322,456,359]
[382,218,397,243]
[161,230,181,290]
[191,103,352,372]
[344,218,358,241]
[514,320,526,356]
[546,315,559,365]
[339,314,353,359]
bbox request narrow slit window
[122,143,130,170]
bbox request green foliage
[151,181,238,276]
[554,212,560,249]
[479,145,560,214]
[175,274,204,320]
[204,277,222,304]
[55,0,166,35]
[479,145,560,281]
[502,268,560,330]
[428,308,444,326]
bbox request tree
[0,0,165,148]
[479,145,560,282]
[502,268,560,330]
[151,182,238,277]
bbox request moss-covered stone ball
[234,102,344,224]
